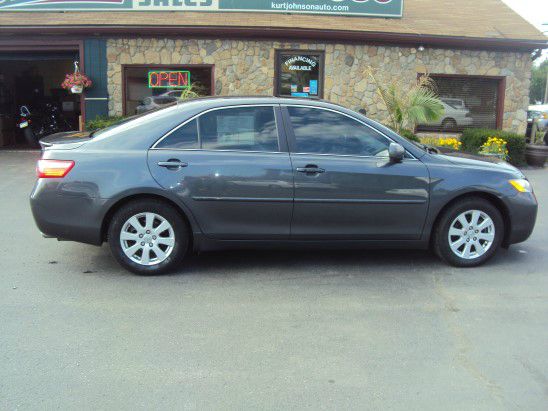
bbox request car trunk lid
[39,131,92,150]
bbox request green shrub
[399,129,421,143]
[85,115,127,132]
[460,128,526,166]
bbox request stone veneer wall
[106,38,532,133]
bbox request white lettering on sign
[284,56,317,71]
[135,0,217,10]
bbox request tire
[107,199,189,275]
[433,197,504,267]
[441,118,457,131]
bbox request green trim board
[0,0,404,18]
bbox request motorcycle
[17,103,72,147]
[17,105,37,147]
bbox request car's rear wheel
[107,199,189,275]
[433,197,504,267]
[441,118,457,131]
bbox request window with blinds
[417,75,501,133]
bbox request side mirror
[389,143,405,163]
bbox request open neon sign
[148,70,191,89]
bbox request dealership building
[0,0,546,147]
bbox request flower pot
[525,144,548,168]
[70,85,83,94]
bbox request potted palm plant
[525,120,548,167]
[367,68,445,136]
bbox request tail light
[36,159,75,178]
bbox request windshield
[528,110,542,120]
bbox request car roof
[528,104,548,111]
[169,95,348,111]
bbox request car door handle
[157,159,188,170]
[296,165,325,174]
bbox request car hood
[39,131,92,150]
[438,151,523,176]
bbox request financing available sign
[0,0,404,18]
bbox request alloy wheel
[120,212,176,266]
[448,210,495,260]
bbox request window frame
[281,104,416,160]
[121,63,215,116]
[274,50,325,99]
[416,73,506,132]
[151,104,287,154]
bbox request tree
[530,60,548,104]
[367,68,444,134]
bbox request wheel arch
[429,191,511,247]
[100,193,198,249]
[441,117,457,126]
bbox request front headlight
[509,179,533,193]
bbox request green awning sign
[0,0,404,18]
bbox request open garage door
[0,51,82,149]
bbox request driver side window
[287,106,391,157]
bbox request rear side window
[155,119,198,149]
[199,106,279,152]
[287,106,390,157]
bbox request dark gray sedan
[30,97,538,275]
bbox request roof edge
[1,25,546,51]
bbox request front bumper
[504,192,538,245]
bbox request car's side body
[30,97,537,257]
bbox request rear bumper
[30,180,106,246]
[505,192,538,245]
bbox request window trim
[274,50,325,99]
[416,73,506,132]
[281,104,417,160]
[150,104,285,154]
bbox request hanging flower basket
[61,72,92,94]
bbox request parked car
[30,97,537,275]
[426,98,474,130]
[135,90,183,114]
[526,104,548,138]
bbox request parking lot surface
[1,151,547,410]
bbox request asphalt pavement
[1,150,547,410]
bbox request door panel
[283,105,429,240]
[148,105,294,240]
[290,154,429,239]
[148,150,294,240]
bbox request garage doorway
[0,51,82,148]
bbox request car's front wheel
[107,199,189,275]
[433,197,504,267]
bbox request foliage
[85,115,127,131]
[530,121,547,145]
[399,129,421,143]
[479,137,508,159]
[177,82,209,100]
[530,60,547,104]
[437,137,462,151]
[61,72,92,90]
[367,68,445,134]
[419,136,462,151]
[177,83,203,100]
[460,128,526,166]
